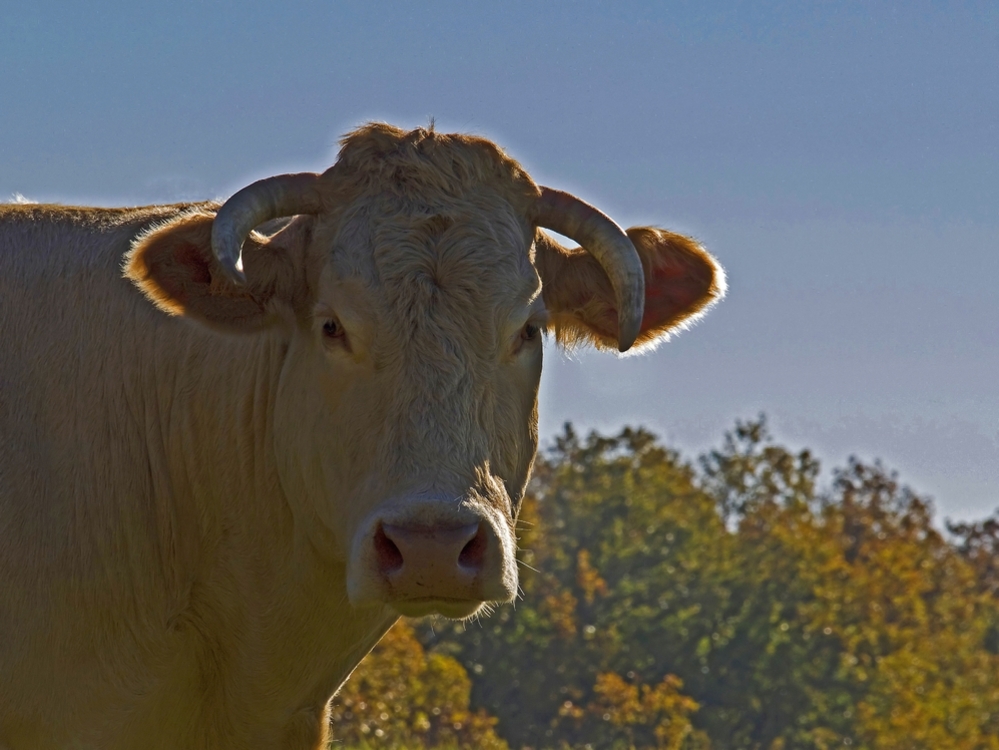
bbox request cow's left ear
[125,209,309,333]
[535,226,725,351]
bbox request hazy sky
[2,1,996,520]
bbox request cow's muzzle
[347,499,517,618]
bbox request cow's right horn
[212,173,323,284]
[533,187,646,352]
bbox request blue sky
[2,1,996,520]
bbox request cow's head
[125,124,724,619]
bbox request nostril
[458,526,487,571]
[374,524,404,574]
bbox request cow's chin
[390,598,485,619]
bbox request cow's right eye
[322,318,347,346]
[321,318,352,352]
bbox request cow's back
[0,203,196,553]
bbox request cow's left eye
[521,323,540,342]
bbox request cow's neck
[144,325,289,558]
[138,322,396,729]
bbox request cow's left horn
[534,187,645,352]
[212,173,323,284]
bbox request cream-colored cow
[0,123,724,749]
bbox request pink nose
[374,522,487,599]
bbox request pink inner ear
[640,261,701,332]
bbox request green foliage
[329,620,507,749]
[423,419,999,749]
[338,418,999,749]
[948,512,999,600]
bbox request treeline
[330,419,999,749]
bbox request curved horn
[211,172,323,284]
[534,187,645,352]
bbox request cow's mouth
[390,597,485,619]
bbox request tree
[581,672,704,750]
[329,620,507,749]
[421,425,723,749]
[418,419,999,749]
[948,510,999,599]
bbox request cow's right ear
[125,210,309,333]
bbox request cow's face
[127,124,725,619]
[272,192,543,617]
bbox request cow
[0,123,725,749]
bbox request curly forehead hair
[325,122,541,214]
